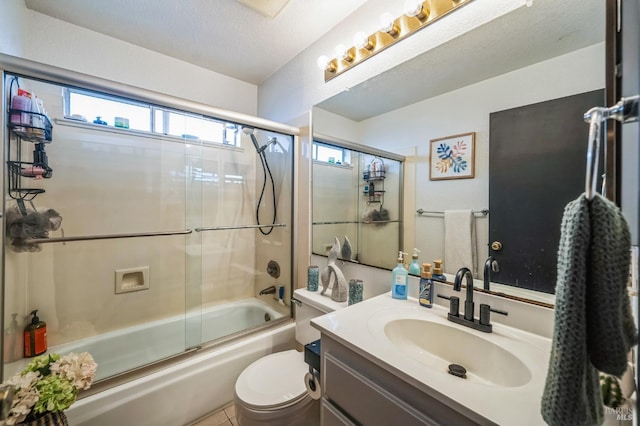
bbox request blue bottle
[392,251,408,300]
[419,263,434,308]
[408,248,421,276]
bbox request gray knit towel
[541,194,637,426]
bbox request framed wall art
[429,132,475,180]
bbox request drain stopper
[448,364,467,379]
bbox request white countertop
[311,292,551,425]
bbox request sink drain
[448,364,467,379]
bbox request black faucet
[483,257,499,291]
[259,285,276,295]
[442,267,508,333]
[453,267,475,321]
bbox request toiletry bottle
[419,263,434,308]
[391,251,408,300]
[432,259,447,282]
[4,314,18,363]
[24,310,47,358]
[409,248,421,276]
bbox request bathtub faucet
[259,285,276,296]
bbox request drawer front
[321,398,357,426]
[324,352,433,426]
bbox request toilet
[234,288,346,426]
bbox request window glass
[68,91,151,132]
[66,89,238,146]
[313,142,348,164]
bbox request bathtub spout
[259,285,276,296]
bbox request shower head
[242,126,262,153]
[256,137,278,154]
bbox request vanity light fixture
[404,0,429,21]
[317,0,474,82]
[353,31,375,51]
[378,12,400,37]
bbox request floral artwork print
[430,132,475,180]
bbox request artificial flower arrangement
[3,352,97,425]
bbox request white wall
[0,0,28,57]
[2,5,257,116]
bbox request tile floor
[190,403,237,426]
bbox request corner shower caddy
[7,108,53,203]
[362,157,386,206]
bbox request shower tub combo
[66,298,293,426]
[1,58,297,426]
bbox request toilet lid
[235,350,309,409]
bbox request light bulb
[353,32,374,51]
[335,44,353,62]
[378,13,397,35]
[317,55,330,70]
[404,0,423,17]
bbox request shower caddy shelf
[7,108,53,201]
[362,158,386,206]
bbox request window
[65,89,240,146]
[312,141,350,165]
[67,90,151,132]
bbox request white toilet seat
[235,349,309,410]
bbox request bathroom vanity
[311,294,552,425]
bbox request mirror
[311,136,404,270]
[311,0,604,304]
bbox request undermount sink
[383,318,532,388]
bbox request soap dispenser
[391,251,409,300]
[24,310,46,358]
[408,248,421,276]
[419,263,434,308]
[432,259,447,282]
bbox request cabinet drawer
[321,398,357,426]
[324,352,432,425]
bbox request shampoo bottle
[432,259,447,282]
[408,248,421,276]
[419,263,434,308]
[24,310,47,358]
[391,251,408,300]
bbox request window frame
[63,88,240,147]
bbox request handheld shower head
[256,137,278,154]
[242,127,261,152]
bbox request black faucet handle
[449,296,460,317]
[479,304,508,326]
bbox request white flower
[50,352,97,391]
[5,371,40,425]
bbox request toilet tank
[293,289,347,345]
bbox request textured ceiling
[23,0,368,84]
[317,0,605,121]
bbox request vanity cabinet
[320,334,484,426]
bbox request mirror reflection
[312,137,403,270]
[311,0,604,303]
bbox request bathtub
[54,298,293,426]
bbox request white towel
[444,210,477,275]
